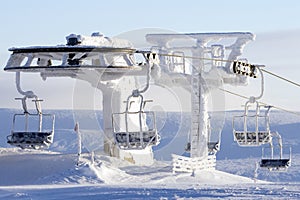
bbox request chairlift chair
[260,158,291,171]
[260,132,291,171]
[233,101,272,146]
[7,97,55,149]
[112,93,160,150]
[112,51,160,150]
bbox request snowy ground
[0,109,299,199]
[0,149,299,199]
[1,183,300,200]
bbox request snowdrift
[0,149,258,187]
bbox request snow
[0,149,259,186]
[0,109,299,199]
[79,33,133,48]
[1,184,300,200]
[0,149,276,200]
[0,149,299,199]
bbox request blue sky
[1,0,300,44]
[0,0,300,111]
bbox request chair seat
[115,130,159,149]
[7,131,53,148]
[234,131,271,145]
[260,159,291,168]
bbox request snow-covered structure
[146,33,255,171]
[4,32,258,169]
[5,33,161,165]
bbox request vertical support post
[125,111,130,147]
[138,96,144,148]
[254,162,258,183]
[243,104,248,143]
[279,135,283,159]
[91,151,95,165]
[102,87,118,156]
[25,113,29,132]
[38,114,42,132]
[255,103,259,144]
[74,122,81,166]
[270,140,274,159]
[139,111,143,147]
[190,41,208,159]
[35,100,43,132]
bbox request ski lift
[232,62,270,146]
[260,132,291,171]
[112,52,160,150]
[112,92,160,150]
[7,97,55,149]
[233,101,272,146]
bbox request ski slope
[0,149,299,199]
[0,109,300,199]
